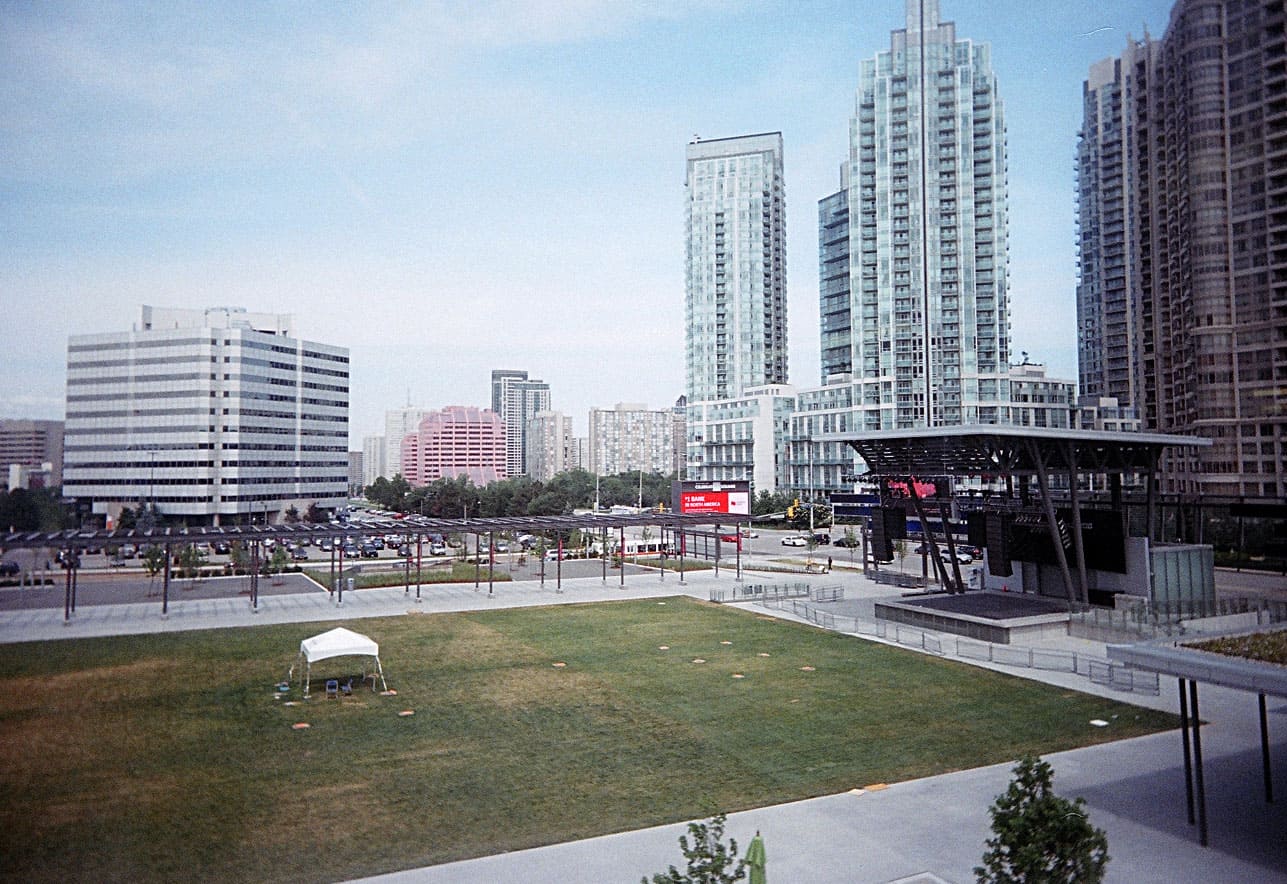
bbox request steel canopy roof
[0,511,737,551]
[817,424,1211,477]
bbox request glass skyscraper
[839,0,1008,428]
[684,132,787,403]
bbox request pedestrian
[827,555,833,572]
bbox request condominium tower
[62,306,349,525]
[836,0,1009,428]
[491,369,550,477]
[588,403,675,477]
[1076,44,1150,411]
[684,132,787,402]
[1081,1,1285,498]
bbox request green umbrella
[745,830,766,884]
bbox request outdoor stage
[874,590,1071,644]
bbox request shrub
[976,755,1108,884]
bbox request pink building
[400,406,507,486]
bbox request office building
[525,410,575,483]
[587,403,674,477]
[62,306,349,525]
[684,132,787,402]
[840,0,1009,428]
[491,369,551,477]
[400,406,506,486]
[0,419,63,489]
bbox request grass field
[0,597,1176,883]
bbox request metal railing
[709,582,838,604]
[1068,596,1287,641]
[759,597,1160,695]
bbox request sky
[1,0,1174,445]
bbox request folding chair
[325,679,339,699]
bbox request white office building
[63,306,349,525]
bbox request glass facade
[846,0,1008,429]
[685,133,787,403]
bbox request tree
[644,814,747,884]
[976,755,1109,884]
[304,502,327,523]
[141,545,166,595]
[175,544,207,582]
[283,505,300,524]
[264,545,290,584]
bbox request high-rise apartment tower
[684,132,787,402]
[839,0,1009,428]
[490,369,550,477]
[1082,1,1285,498]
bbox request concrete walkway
[4,564,1284,883]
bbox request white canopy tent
[288,627,388,697]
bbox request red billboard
[673,481,751,515]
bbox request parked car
[397,544,412,557]
[369,536,385,550]
[780,535,807,547]
[429,542,448,557]
[494,541,510,554]
[833,535,861,548]
[811,533,832,546]
[360,541,380,558]
[0,561,19,577]
[212,540,231,555]
[291,547,309,561]
[317,537,333,552]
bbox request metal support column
[487,530,494,596]
[415,534,422,602]
[1261,693,1275,804]
[162,543,171,617]
[619,525,625,587]
[1189,679,1209,847]
[1179,679,1195,825]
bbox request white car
[780,535,808,547]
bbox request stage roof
[817,424,1211,478]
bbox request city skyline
[2,1,1174,444]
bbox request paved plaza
[2,563,1284,883]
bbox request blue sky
[1,0,1173,443]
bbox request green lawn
[0,597,1175,883]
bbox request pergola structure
[818,425,1212,603]
[0,511,749,621]
[1108,640,1285,846]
